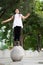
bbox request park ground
[0,49,43,65]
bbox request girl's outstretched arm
[1,16,13,24]
[22,13,30,20]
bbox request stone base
[10,46,25,61]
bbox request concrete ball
[10,46,24,61]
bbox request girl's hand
[1,21,4,24]
[27,13,30,17]
[1,21,5,24]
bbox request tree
[0,0,43,51]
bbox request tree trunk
[37,33,42,52]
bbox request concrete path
[0,50,43,65]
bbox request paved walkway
[0,50,43,65]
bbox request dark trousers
[13,26,21,41]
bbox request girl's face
[15,9,19,14]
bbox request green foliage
[0,45,8,50]
[0,0,43,50]
[23,35,37,50]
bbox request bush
[23,35,37,50]
[0,45,8,50]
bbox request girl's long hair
[13,8,21,14]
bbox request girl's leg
[16,26,21,45]
[13,26,21,46]
[13,27,17,46]
[20,29,23,47]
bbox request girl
[1,9,30,46]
